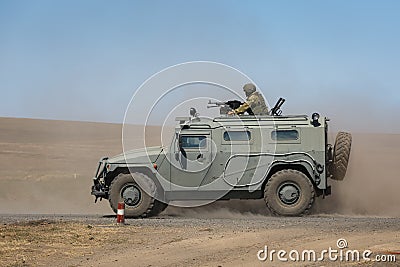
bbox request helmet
[243,83,256,95]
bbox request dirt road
[0,214,399,266]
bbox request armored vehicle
[91,99,352,217]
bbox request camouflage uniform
[234,83,268,115]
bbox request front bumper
[91,157,109,201]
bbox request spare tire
[331,132,352,181]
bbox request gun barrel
[208,100,226,106]
[277,98,285,108]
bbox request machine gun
[207,100,254,115]
[270,97,286,116]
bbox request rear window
[271,130,299,141]
[180,135,206,148]
[223,131,251,141]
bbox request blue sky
[0,1,399,132]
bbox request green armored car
[91,98,352,217]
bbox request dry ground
[0,215,399,267]
[0,117,399,266]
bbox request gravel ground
[1,213,399,267]
[1,213,399,231]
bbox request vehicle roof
[214,115,308,122]
[175,115,320,130]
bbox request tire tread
[332,132,352,181]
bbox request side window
[271,130,299,141]
[223,131,251,141]
[180,135,206,148]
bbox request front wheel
[109,173,164,218]
[264,169,315,216]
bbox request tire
[331,132,352,181]
[109,173,162,218]
[148,200,168,217]
[264,169,315,216]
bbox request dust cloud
[314,133,400,217]
[0,117,399,217]
[166,133,400,218]
[165,200,270,219]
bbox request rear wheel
[331,132,352,181]
[264,169,315,216]
[109,173,165,218]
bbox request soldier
[228,83,269,115]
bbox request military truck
[91,99,351,217]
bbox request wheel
[109,173,163,218]
[331,132,352,181]
[264,169,315,216]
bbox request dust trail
[314,133,400,217]
[166,134,400,218]
[164,200,269,219]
